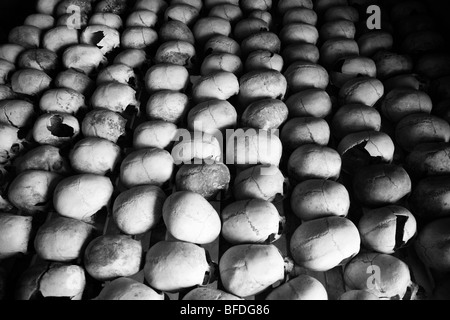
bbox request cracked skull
[221,199,284,244]
[53,174,114,221]
[162,191,221,244]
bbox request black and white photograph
[0,0,449,311]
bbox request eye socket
[128,76,136,88]
[10,143,21,154]
[204,47,213,56]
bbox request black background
[0,1,35,43]
[0,0,449,310]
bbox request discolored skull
[158,20,194,44]
[8,25,41,49]
[14,145,71,175]
[154,41,196,69]
[95,0,128,15]
[0,100,35,128]
[17,48,59,74]
[82,109,127,143]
